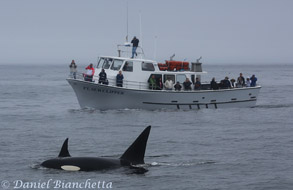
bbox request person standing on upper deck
[131,36,139,58]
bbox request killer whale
[41,126,151,171]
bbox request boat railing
[68,72,85,80]
[68,72,149,89]
[68,72,259,91]
[108,78,149,90]
[117,44,145,59]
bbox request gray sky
[0,0,292,65]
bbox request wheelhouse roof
[98,56,156,63]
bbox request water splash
[255,104,293,109]
[149,160,216,167]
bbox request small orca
[41,126,151,171]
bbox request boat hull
[67,79,261,110]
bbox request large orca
[41,126,151,171]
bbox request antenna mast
[126,2,129,42]
[139,11,142,48]
[154,36,157,60]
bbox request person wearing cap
[131,36,139,58]
[230,78,236,88]
[222,76,231,88]
[99,69,107,84]
[194,77,201,90]
[250,75,257,87]
[174,82,182,91]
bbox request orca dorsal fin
[58,138,71,157]
[120,126,151,165]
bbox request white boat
[67,45,261,110]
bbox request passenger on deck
[174,82,182,91]
[194,77,201,90]
[116,70,124,87]
[84,63,95,82]
[210,77,219,90]
[237,73,245,87]
[164,77,173,90]
[98,69,107,84]
[149,75,157,90]
[183,78,192,91]
[246,78,251,87]
[230,78,236,88]
[222,76,231,88]
[250,75,257,87]
[69,60,77,79]
[157,77,163,90]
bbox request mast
[139,11,142,48]
[154,36,157,60]
[126,2,129,42]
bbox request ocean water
[0,63,293,190]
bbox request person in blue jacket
[250,75,257,87]
[116,70,124,87]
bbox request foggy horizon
[1,0,292,65]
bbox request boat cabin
[92,56,206,90]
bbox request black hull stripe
[143,99,256,106]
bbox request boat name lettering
[83,86,124,95]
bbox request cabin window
[191,75,195,84]
[123,61,133,72]
[102,58,113,69]
[97,58,104,68]
[163,74,175,83]
[148,74,163,90]
[110,59,123,71]
[142,62,155,71]
[176,74,187,84]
